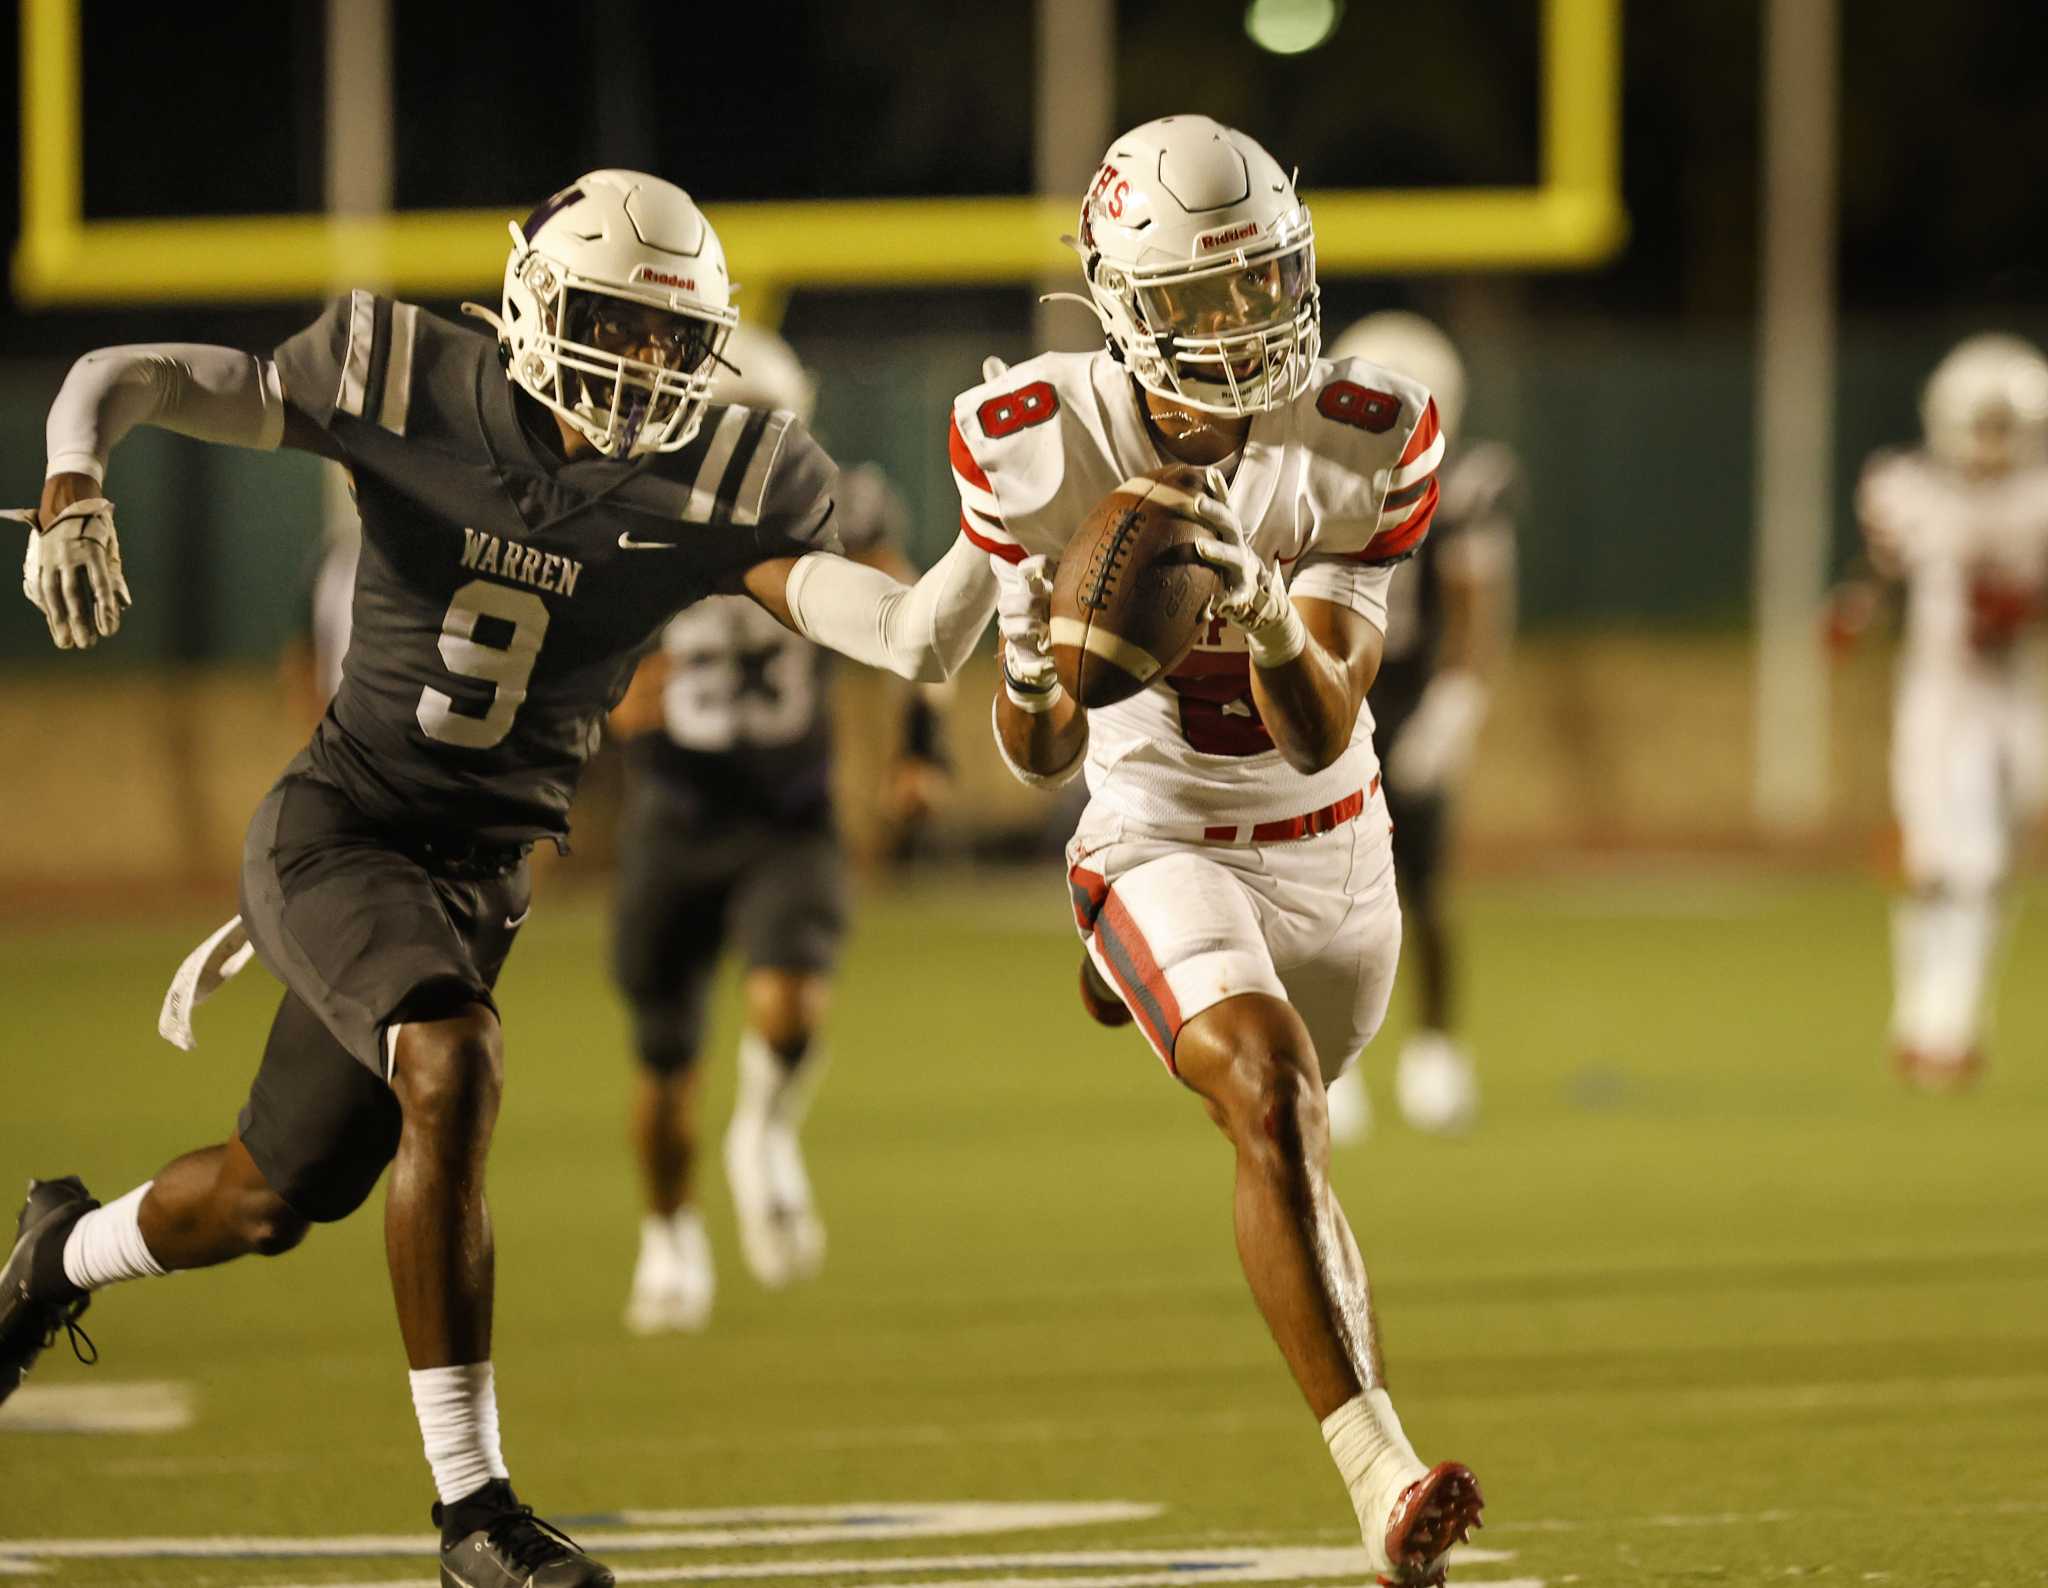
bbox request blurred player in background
[607,324,950,1333]
[0,170,992,1588]
[960,117,1483,1586]
[1833,333,2048,1090]
[1320,313,1517,1140]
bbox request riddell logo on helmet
[632,266,696,291]
[1197,222,1262,251]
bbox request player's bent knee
[390,1003,504,1135]
[244,1199,312,1257]
[1176,995,1325,1149]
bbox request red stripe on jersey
[1397,398,1441,467]
[1361,475,1438,563]
[948,411,994,492]
[959,512,1026,564]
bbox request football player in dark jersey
[1321,314,1517,1141]
[1,171,992,1588]
[606,324,948,1332]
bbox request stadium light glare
[1244,0,1343,55]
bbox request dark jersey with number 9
[272,291,840,843]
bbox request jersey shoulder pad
[274,290,449,438]
[949,351,1104,558]
[745,409,839,546]
[1297,356,1444,564]
[1856,447,1941,557]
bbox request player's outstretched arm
[741,532,997,683]
[20,344,333,650]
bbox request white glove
[13,496,132,649]
[1187,471,1306,667]
[1386,670,1489,794]
[996,553,1062,711]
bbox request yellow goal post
[14,0,1622,309]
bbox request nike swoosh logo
[504,908,531,929]
[618,532,678,550]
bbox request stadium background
[1,3,2045,1584]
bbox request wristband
[1003,658,1066,714]
[1246,603,1309,669]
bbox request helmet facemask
[509,246,734,458]
[1085,210,1320,416]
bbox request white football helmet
[715,322,818,424]
[1065,115,1319,416]
[473,169,739,457]
[1328,311,1466,441]
[1921,332,2048,476]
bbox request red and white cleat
[1894,1045,1984,1094]
[1377,1461,1485,1586]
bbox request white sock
[1322,1389,1428,1566]
[62,1183,167,1292]
[735,1030,826,1126]
[409,1361,510,1506]
[1893,892,1997,1056]
[669,1206,708,1259]
[637,1213,678,1264]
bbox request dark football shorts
[610,790,848,1076]
[234,760,531,1222]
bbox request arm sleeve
[783,531,998,683]
[46,344,285,482]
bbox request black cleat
[433,1480,615,1587]
[0,1176,99,1407]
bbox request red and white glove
[996,553,1062,711]
[1188,471,1306,667]
[11,496,132,650]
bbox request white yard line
[0,1378,193,1434]
[240,1548,1526,1588]
[0,1501,1156,1563]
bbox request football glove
[12,496,131,650]
[1187,470,1306,667]
[996,553,1062,711]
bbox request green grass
[2,867,2045,1585]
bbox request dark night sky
[1,0,2045,350]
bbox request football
[1048,465,1220,707]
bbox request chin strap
[459,302,507,339]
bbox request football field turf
[2,867,2044,1586]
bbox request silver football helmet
[471,170,739,457]
[1062,115,1319,416]
[1921,333,2048,475]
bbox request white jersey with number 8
[949,348,1442,834]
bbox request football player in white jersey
[952,117,1482,1586]
[1836,333,2048,1090]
